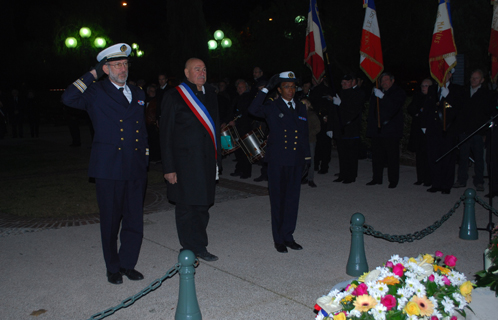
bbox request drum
[240,129,266,163]
[220,124,240,155]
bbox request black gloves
[93,59,107,79]
[265,74,280,91]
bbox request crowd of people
[4,41,498,284]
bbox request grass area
[0,134,165,218]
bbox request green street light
[137,50,144,57]
[213,30,224,41]
[221,38,232,48]
[295,15,305,23]
[79,27,91,38]
[132,43,139,49]
[94,37,106,48]
[65,37,78,48]
[208,40,218,50]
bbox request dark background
[0,0,494,92]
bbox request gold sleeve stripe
[305,157,311,160]
[73,79,87,93]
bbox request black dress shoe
[342,179,355,184]
[107,271,123,285]
[333,178,344,182]
[196,251,219,261]
[240,175,251,179]
[366,180,381,186]
[284,241,303,250]
[120,268,144,281]
[388,183,397,189]
[414,181,423,185]
[274,243,288,253]
[427,187,441,193]
[334,173,340,177]
[441,189,451,194]
[308,180,317,188]
[318,169,328,174]
[423,182,432,187]
[254,175,268,182]
[301,179,308,185]
[230,172,242,177]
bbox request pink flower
[428,274,435,282]
[386,261,394,268]
[381,294,397,311]
[393,263,404,277]
[444,255,458,267]
[435,251,443,257]
[345,284,353,291]
[431,317,439,320]
[451,317,457,320]
[443,275,451,286]
[352,283,368,296]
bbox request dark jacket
[454,85,492,136]
[61,72,149,180]
[332,86,365,139]
[421,83,463,137]
[249,91,311,166]
[366,84,406,139]
[160,80,221,206]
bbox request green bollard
[175,250,201,320]
[459,188,478,240]
[346,213,368,276]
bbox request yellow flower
[460,281,473,302]
[333,312,346,320]
[380,276,400,285]
[353,294,377,312]
[403,301,420,316]
[411,295,434,316]
[421,254,434,264]
[409,257,417,264]
[433,264,450,275]
[358,272,369,283]
[341,295,354,303]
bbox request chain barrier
[474,195,498,217]
[87,263,181,320]
[363,195,465,243]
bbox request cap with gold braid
[96,43,132,62]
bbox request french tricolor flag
[429,0,457,87]
[304,0,326,83]
[360,0,384,82]
[490,0,498,83]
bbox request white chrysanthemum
[327,289,340,297]
[377,266,391,279]
[397,287,412,300]
[452,292,467,309]
[407,315,418,320]
[432,308,443,319]
[405,278,423,294]
[442,296,455,315]
[368,304,387,320]
[333,291,348,304]
[368,281,389,298]
[389,254,403,264]
[347,309,362,318]
[448,271,466,286]
[414,285,426,297]
[433,273,446,287]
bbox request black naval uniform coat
[160,80,221,254]
[62,71,149,273]
[249,90,311,244]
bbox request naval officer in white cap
[62,43,149,284]
[248,71,311,253]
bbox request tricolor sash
[176,83,217,158]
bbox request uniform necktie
[288,101,294,112]
[119,87,124,94]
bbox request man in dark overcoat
[366,72,406,188]
[248,71,311,253]
[62,43,149,284]
[160,58,221,262]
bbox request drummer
[229,79,255,179]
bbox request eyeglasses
[107,62,130,69]
[282,85,296,89]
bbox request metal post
[346,212,368,276]
[459,188,478,240]
[175,250,201,320]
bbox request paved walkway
[1,124,497,319]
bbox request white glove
[440,86,449,98]
[332,94,341,106]
[326,131,333,138]
[216,164,219,180]
[374,88,384,99]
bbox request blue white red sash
[176,83,217,158]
